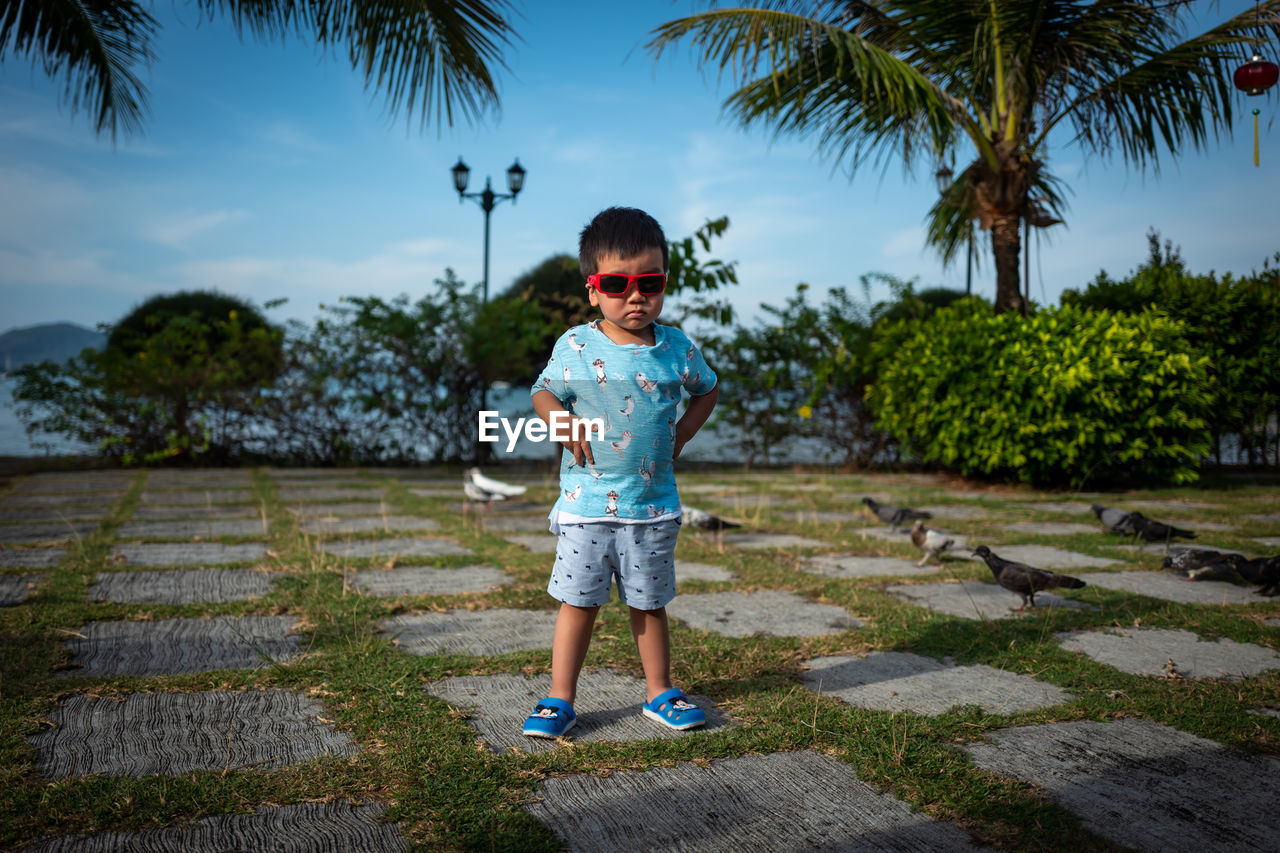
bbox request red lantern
[1234,54,1279,167]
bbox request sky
[2,0,1278,338]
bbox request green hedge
[866,301,1214,486]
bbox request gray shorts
[548,518,682,610]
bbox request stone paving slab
[676,560,735,582]
[668,590,859,636]
[503,534,557,553]
[999,521,1099,536]
[1056,627,1280,679]
[64,615,301,676]
[853,526,917,542]
[1266,618,1280,628]
[802,554,940,579]
[381,608,556,655]
[0,506,113,523]
[1247,513,1280,524]
[287,501,389,518]
[14,472,133,492]
[955,544,1118,569]
[525,751,987,852]
[138,489,255,505]
[1122,499,1220,511]
[22,802,405,853]
[425,670,727,753]
[320,536,470,559]
[408,486,458,498]
[964,718,1280,853]
[0,521,99,544]
[476,514,550,533]
[111,542,269,566]
[266,467,363,479]
[3,493,119,508]
[1106,542,1250,557]
[680,482,745,495]
[775,510,864,524]
[89,569,278,604]
[919,504,991,520]
[0,573,42,605]
[1253,536,1280,547]
[1075,570,1262,606]
[145,472,253,487]
[1021,501,1095,515]
[277,487,386,501]
[802,652,1075,715]
[705,493,797,509]
[298,515,441,535]
[349,565,512,597]
[115,519,270,539]
[888,580,1097,620]
[0,547,65,567]
[715,532,829,549]
[27,690,356,778]
[130,503,259,520]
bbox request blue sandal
[642,688,706,731]
[523,697,576,738]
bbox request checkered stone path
[111,542,269,566]
[349,565,513,597]
[964,718,1280,853]
[382,608,557,656]
[287,501,391,518]
[116,519,270,539]
[88,568,278,604]
[321,536,470,559]
[425,670,727,753]
[27,690,356,778]
[0,547,65,567]
[21,802,406,853]
[803,554,941,579]
[714,532,829,549]
[888,580,1097,620]
[1074,571,1262,606]
[803,652,1075,715]
[130,503,260,520]
[526,751,988,852]
[298,515,441,535]
[63,615,301,676]
[668,590,859,636]
[139,489,255,505]
[0,521,99,544]
[0,573,42,605]
[1056,627,1280,679]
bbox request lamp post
[450,156,526,304]
[934,163,973,296]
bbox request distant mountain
[0,323,105,372]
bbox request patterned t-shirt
[531,320,717,521]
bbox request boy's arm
[532,388,595,467]
[673,384,718,460]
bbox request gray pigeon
[1162,548,1238,580]
[1128,511,1195,543]
[909,519,954,567]
[972,545,1086,610]
[1233,554,1280,596]
[1090,504,1133,535]
[681,505,741,531]
[861,497,931,532]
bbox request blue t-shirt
[532,320,716,521]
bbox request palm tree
[0,0,515,140]
[648,1,1279,314]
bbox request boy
[523,206,719,738]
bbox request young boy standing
[523,207,719,738]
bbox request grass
[0,464,1277,850]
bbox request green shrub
[866,302,1213,486]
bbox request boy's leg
[549,602,600,705]
[629,605,672,703]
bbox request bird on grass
[1162,549,1240,581]
[861,497,931,532]
[1127,511,1196,543]
[463,468,527,511]
[972,545,1087,611]
[909,519,954,567]
[681,504,741,532]
[1090,504,1134,535]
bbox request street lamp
[934,162,973,296]
[450,156,526,304]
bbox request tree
[0,0,515,140]
[648,1,1279,314]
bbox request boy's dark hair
[578,207,668,277]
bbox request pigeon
[463,468,527,509]
[1161,548,1240,581]
[971,545,1087,611]
[909,519,954,567]
[1090,504,1134,535]
[1127,511,1195,543]
[681,504,741,531]
[1232,554,1280,596]
[861,497,931,532]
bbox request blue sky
[2,1,1278,336]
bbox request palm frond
[0,0,156,139]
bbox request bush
[866,301,1213,486]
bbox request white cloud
[141,210,249,249]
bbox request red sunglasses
[586,272,668,296]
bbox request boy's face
[587,245,665,341]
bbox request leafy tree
[0,0,516,139]
[648,1,1278,314]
